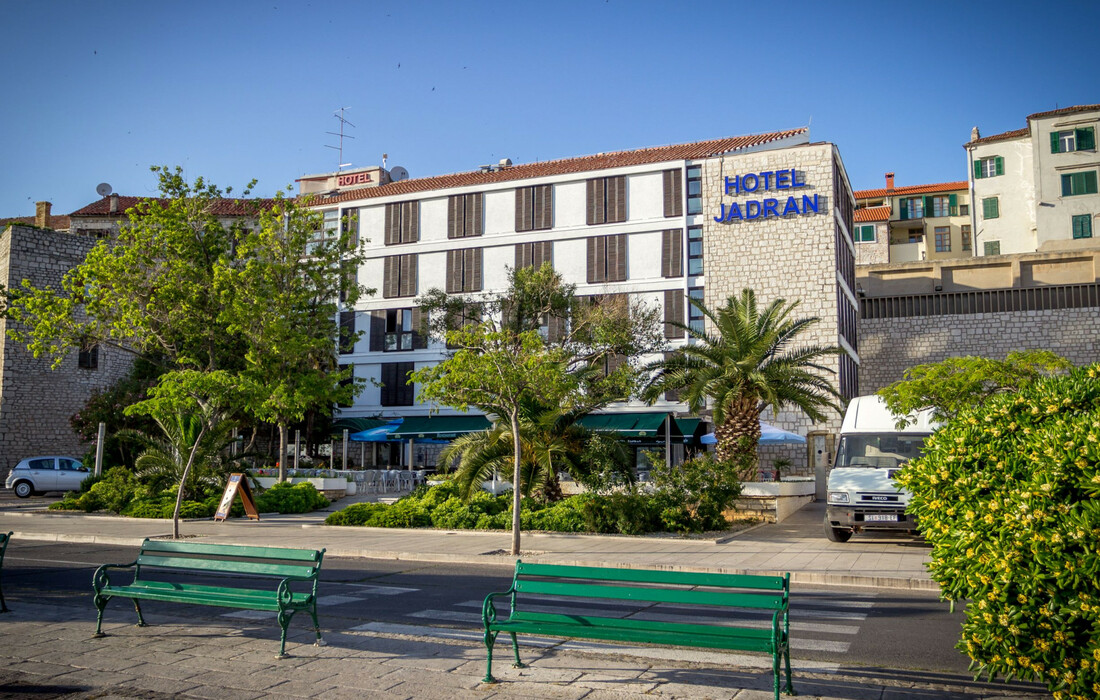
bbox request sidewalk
[0,499,935,590]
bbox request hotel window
[982,197,1000,220]
[380,362,415,407]
[663,289,684,339]
[984,240,1001,256]
[662,169,683,217]
[341,208,360,250]
[338,311,356,354]
[385,309,414,351]
[661,229,682,278]
[382,254,418,298]
[446,303,483,349]
[974,156,1004,179]
[687,288,704,336]
[854,224,876,242]
[515,241,552,270]
[961,225,972,251]
[384,201,419,245]
[899,197,923,219]
[447,193,483,239]
[515,184,552,232]
[934,226,951,252]
[446,248,483,293]
[1061,171,1099,197]
[78,344,99,370]
[1072,214,1093,239]
[1051,127,1095,153]
[687,226,703,276]
[686,166,703,215]
[586,176,627,225]
[586,234,627,283]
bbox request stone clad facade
[0,225,130,480]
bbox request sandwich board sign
[214,473,260,521]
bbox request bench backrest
[134,539,324,581]
[511,561,788,611]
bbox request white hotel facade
[303,129,857,470]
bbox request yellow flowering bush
[897,364,1100,699]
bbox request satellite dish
[389,166,409,182]
[96,182,113,197]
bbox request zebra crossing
[256,581,882,670]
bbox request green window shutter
[974,160,983,179]
[923,196,933,217]
[899,199,908,220]
[994,156,1004,176]
[983,197,999,219]
[1062,174,1072,196]
[1085,171,1099,195]
[1077,127,1095,151]
[949,193,958,215]
[1051,132,1062,154]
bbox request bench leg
[133,599,147,627]
[308,603,325,647]
[772,652,781,700]
[482,629,498,683]
[93,595,109,637]
[509,632,525,669]
[784,645,796,696]
[0,584,7,613]
[277,610,293,659]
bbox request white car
[5,456,88,498]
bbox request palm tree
[643,289,841,472]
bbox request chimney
[109,193,119,214]
[885,172,895,191]
[971,126,981,142]
[35,201,52,228]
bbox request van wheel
[13,481,33,498]
[824,516,853,542]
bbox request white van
[824,395,938,542]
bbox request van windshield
[835,434,930,469]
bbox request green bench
[0,531,11,612]
[482,561,795,700]
[92,539,325,657]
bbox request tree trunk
[714,399,762,481]
[172,424,206,539]
[278,424,288,482]
[510,410,522,556]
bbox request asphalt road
[4,539,977,677]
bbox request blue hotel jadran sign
[714,168,820,223]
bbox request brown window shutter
[380,363,394,405]
[369,310,386,351]
[402,201,419,243]
[468,248,482,291]
[399,254,417,297]
[339,311,356,354]
[663,169,683,217]
[547,313,564,343]
[609,234,627,282]
[535,240,552,268]
[662,229,682,278]
[586,237,602,283]
[447,195,461,239]
[467,193,483,237]
[608,176,627,223]
[663,351,682,402]
[515,187,533,232]
[586,178,604,225]
[664,289,685,339]
[400,362,415,405]
[534,185,552,230]
[384,204,399,245]
[383,256,397,298]
[411,307,427,349]
[445,250,459,293]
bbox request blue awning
[349,420,402,442]
[701,422,806,445]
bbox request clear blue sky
[2,0,1097,216]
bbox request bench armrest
[276,575,319,607]
[92,561,137,593]
[481,586,516,626]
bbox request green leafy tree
[896,364,1100,699]
[128,412,241,496]
[878,350,1072,427]
[642,288,840,474]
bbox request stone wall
[859,306,1100,392]
[0,225,131,481]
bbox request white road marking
[340,584,420,595]
[317,594,364,606]
[220,610,270,620]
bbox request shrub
[254,482,329,514]
[897,364,1100,699]
[49,466,141,513]
[652,453,743,532]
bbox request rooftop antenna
[325,107,356,170]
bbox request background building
[966,103,1099,256]
[853,174,971,265]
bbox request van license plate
[865,513,898,522]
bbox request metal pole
[294,430,300,471]
[342,429,348,469]
[359,442,365,469]
[664,414,671,469]
[94,422,106,477]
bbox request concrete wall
[0,225,132,481]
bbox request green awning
[674,418,705,442]
[331,417,389,434]
[577,412,672,438]
[390,415,492,439]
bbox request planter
[734,478,816,523]
[253,476,347,492]
[345,481,357,496]
[740,480,815,498]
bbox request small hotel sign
[714,168,821,223]
[337,171,373,188]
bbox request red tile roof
[1028,104,1100,121]
[0,215,72,230]
[854,206,891,223]
[309,129,810,206]
[853,181,968,200]
[965,127,1029,148]
[70,196,276,217]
